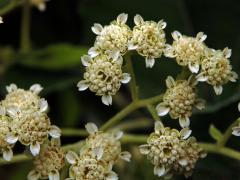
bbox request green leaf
[18,44,88,70]
[209,124,223,142]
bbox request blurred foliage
[0,0,240,179]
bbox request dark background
[0,0,240,179]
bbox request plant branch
[125,53,138,101]
[147,104,161,121]
[61,128,88,137]
[217,117,240,147]
[100,94,164,131]
[20,0,31,53]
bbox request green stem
[20,0,31,53]
[147,104,161,121]
[61,128,88,137]
[217,118,240,147]
[125,53,138,101]
[121,134,148,144]
[0,0,24,15]
[200,143,240,161]
[100,94,164,131]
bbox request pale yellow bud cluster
[156,76,205,128]
[66,123,131,180]
[28,139,65,180]
[78,55,131,106]
[0,84,61,159]
[139,122,206,178]
[197,47,238,95]
[129,15,166,68]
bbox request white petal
[5,133,18,144]
[81,55,92,66]
[166,76,175,88]
[91,23,103,35]
[154,121,164,133]
[106,171,118,180]
[196,74,208,82]
[238,102,240,112]
[0,16,3,24]
[179,116,190,128]
[229,72,238,82]
[0,106,6,115]
[38,3,46,12]
[3,149,13,161]
[180,128,192,139]
[139,144,150,155]
[101,95,112,106]
[27,170,40,180]
[30,142,40,156]
[93,147,104,160]
[196,32,207,42]
[188,63,199,73]
[213,85,223,95]
[6,83,17,93]
[117,13,128,24]
[178,158,188,166]
[156,103,170,116]
[77,81,89,91]
[88,47,99,58]
[39,99,48,113]
[145,58,155,68]
[6,106,20,118]
[223,47,232,58]
[66,151,79,164]
[128,42,138,50]
[134,14,144,25]
[49,171,60,180]
[107,49,120,61]
[158,20,167,29]
[172,31,182,40]
[154,166,165,177]
[119,151,131,162]
[30,84,43,94]
[164,44,175,58]
[115,55,123,65]
[85,122,98,134]
[112,130,123,140]
[195,99,205,110]
[232,127,240,136]
[49,125,61,138]
[121,73,131,84]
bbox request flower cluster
[28,138,65,180]
[78,13,168,105]
[165,31,238,95]
[0,84,61,160]
[156,76,205,128]
[139,121,206,178]
[30,0,49,11]
[66,123,131,180]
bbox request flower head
[28,138,65,180]
[156,76,205,128]
[66,150,118,180]
[196,47,238,95]
[90,13,132,60]
[1,84,47,117]
[0,106,14,161]
[165,31,207,73]
[77,55,131,106]
[85,122,131,164]
[5,112,61,156]
[30,0,49,11]
[139,121,205,178]
[128,14,166,68]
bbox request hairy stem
[20,0,31,53]
[217,117,240,147]
[147,104,161,121]
[61,128,88,137]
[114,118,153,131]
[125,53,138,101]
